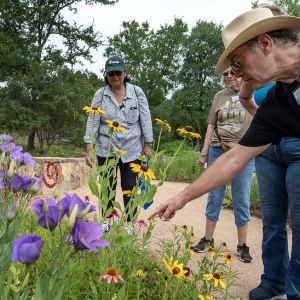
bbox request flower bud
[7,159,16,180]
[79,203,92,219]
[67,204,78,230]
[7,202,16,221]
[42,199,48,214]
[29,178,43,194]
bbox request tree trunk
[26,130,35,151]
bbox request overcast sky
[63,0,256,75]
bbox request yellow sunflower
[177,225,188,232]
[105,120,126,133]
[203,273,226,289]
[83,106,106,115]
[222,254,233,265]
[177,126,201,139]
[162,256,188,280]
[130,163,156,180]
[155,118,172,132]
[113,148,127,156]
[187,246,195,255]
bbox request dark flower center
[185,126,192,132]
[113,121,120,127]
[112,208,117,214]
[172,267,180,275]
[226,255,231,259]
[183,266,190,277]
[91,106,98,110]
[213,273,220,279]
[107,267,117,276]
[182,225,187,230]
[141,165,148,172]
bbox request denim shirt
[84,83,153,163]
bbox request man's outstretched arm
[148,144,269,221]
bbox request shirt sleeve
[83,88,104,144]
[239,106,281,147]
[135,86,153,143]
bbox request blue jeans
[205,146,254,226]
[255,137,300,299]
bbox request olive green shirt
[207,87,253,147]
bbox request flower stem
[152,128,163,164]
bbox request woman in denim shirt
[84,56,153,234]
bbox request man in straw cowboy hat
[148,6,300,300]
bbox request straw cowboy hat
[215,8,300,74]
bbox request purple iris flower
[11,152,35,166]
[11,234,44,264]
[72,221,109,252]
[1,142,23,154]
[11,174,36,192]
[32,198,61,230]
[58,193,96,219]
[0,134,12,148]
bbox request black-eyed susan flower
[136,269,144,278]
[177,225,188,232]
[155,118,172,132]
[162,256,188,280]
[183,266,191,278]
[83,106,106,115]
[187,246,195,255]
[105,120,126,133]
[113,148,127,156]
[203,273,226,289]
[111,208,121,219]
[199,295,215,300]
[98,267,124,284]
[130,163,156,180]
[177,126,201,139]
[222,254,233,265]
[207,246,216,257]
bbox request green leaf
[88,180,99,198]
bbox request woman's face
[223,67,242,91]
[106,71,126,88]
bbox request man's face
[228,37,277,89]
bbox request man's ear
[257,34,273,54]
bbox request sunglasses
[107,71,123,77]
[222,70,236,77]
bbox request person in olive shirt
[195,67,254,264]
[148,8,300,300]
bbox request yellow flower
[203,273,226,289]
[162,256,188,280]
[207,246,216,257]
[177,225,188,232]
[136,269,144,278]
[177,126,201,139]
[105,120,126,133]
[130,163,156,180]
[187,246,195,255]
[122,190,133,196]
[113,148,127,156]
[222,254,233,265]
[199,295,214,300]
[155,118,172,132]
[83,106,106,115]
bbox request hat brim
[105,66,125,73]
[215,15,300,74]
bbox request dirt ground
[58,180,292,300]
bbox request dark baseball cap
[105,56,126,73]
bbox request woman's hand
[143,143,152,158]
[199,155,208,167]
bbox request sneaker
[193,237,214,253]
[236,243,252,263]
[101,221,111,233]
[124,224,135,235]
[249,284,287,300]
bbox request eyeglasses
[107,71,123,77]
[222,70,236,77]
[229,44,249,75]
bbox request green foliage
[252,0,300,16]
[104,18,189,106]
[172,20,224,136]
[0,0,115,151]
